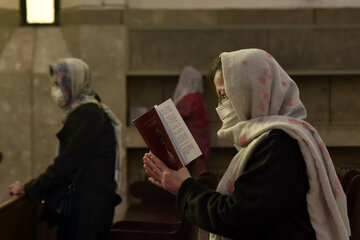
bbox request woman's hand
[8,181,25,196]
[143,152,191,195]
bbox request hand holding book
[133,99,202,170]
[143,151,191,195]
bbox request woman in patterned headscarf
[173,66,211,178]
[9,58,122,240]
[143,49,350,240]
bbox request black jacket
[25,103,120,240]
[25,103,118,198]
[176,130,316,240]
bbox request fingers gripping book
[133,99,202,170]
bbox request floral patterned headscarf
[49,58,99,115]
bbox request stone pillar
[0,27,34,204]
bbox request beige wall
[0,27,70,205]
[61,0,103,9]
[61,0,126,9]
[60,0,360,9]
[105,0,126,5]
[127,0,360,9]
[0,0,18,10]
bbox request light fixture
[26,0,55,24]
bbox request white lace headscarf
[173,66,204,105]
[202,49,350,240]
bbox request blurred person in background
[173,66,211,178]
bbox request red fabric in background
[176,93,211,177]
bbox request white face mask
[51,86,66,108]
[216,100,239,132]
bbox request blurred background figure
[173,66,211,178]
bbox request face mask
[51,86,66,108]
[216,100,239,131]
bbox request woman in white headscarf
[143,49,351,240]
[173,66,211,178]
[9,58,122,240]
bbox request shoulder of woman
[244,129,304,173]
[67,103,104,123]
[252,129,302,161]
[71,103,102,116]
[266,129,298,146]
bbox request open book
[132,99,202,170]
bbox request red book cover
[132,107,184,170]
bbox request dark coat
[25,103,121,240]
[176,130,316,240]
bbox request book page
[156,99,202,165]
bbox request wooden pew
[342,170,360,240]
[0,196,57,240]
[110,171,218,240]
[111,180,191,240]
[111,220,190,240]
[0,196,38,240]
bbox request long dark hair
[206,56,222,93]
